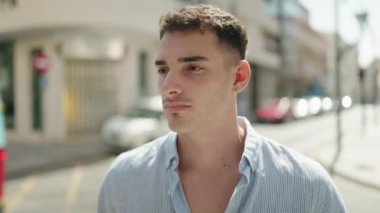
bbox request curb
[318,160,380,191]
[311,146,380,192]
[7,151,110,180]
[6,140,112,180]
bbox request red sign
[34,52,49,75]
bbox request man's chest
[179,170,242,213]
[112,170,318,213]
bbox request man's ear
[233,60,251,93]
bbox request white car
[101,96,169,153]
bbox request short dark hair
[159,4,248,60]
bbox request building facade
[365,59,380,103]
[296,6,328,98]
[324,34,360,103]
[234,0,282,119]
[0,0,333,142]
[0,0,184,142]
[263,0,330,98]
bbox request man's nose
[160,71,183,97]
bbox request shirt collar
[239,116,262,174]
[164,117,262,172]
[165,132,179,170]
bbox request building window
[139,51,148,96]
[264,32,281,54]
[0,41,15,129]
[31,49,44,131]
[0,0,17,10]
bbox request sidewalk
[308,108,380,190]
[6,135,110,179]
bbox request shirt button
[172,159,179,168]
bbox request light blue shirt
[98,117,346,213]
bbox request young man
[98,4,346,213]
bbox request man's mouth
[163,101,192,113]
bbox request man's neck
[176,117,246,172]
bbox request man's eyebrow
[178,56,208,63]
[155,59,166,66]
[155,56,209,66]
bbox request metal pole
[372,65,379,125]
[375,67,379,124]
[370,31,379,125]
[360,68,367,135]
[330,0,342,176]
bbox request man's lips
[163,102,192,112]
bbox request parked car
[101,96,169,153]
[255,97,292,123]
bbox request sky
[299,0,380,67]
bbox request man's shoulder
[249,135,346,212]
[98,133,176,211]
[257,135,331,181]
[108,133,173,175]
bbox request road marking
[5,174,37,213]
[65,165,84,212]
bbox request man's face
[155,30,237,134]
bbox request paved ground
[6,135,110,179]
[308,112,380,190]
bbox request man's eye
[185,65,203,73]
[157,68,168,75]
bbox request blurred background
[0,0,379,212]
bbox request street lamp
[356,12,368,29]
[330,0,367,175]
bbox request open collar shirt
[98,117,346,213]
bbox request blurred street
[1,0,380,212]
[4,105,380,213]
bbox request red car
[255,97,292,123]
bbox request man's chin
[167,120,189,134]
